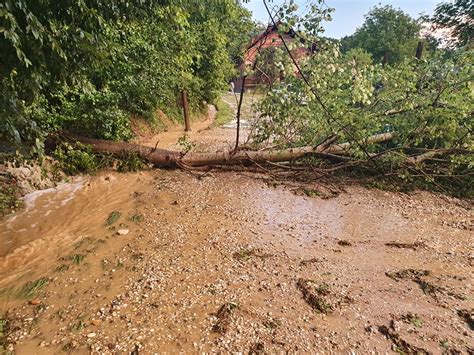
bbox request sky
[243,0,441,38]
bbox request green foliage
[18,277,49,298]
[0,0,255,153]
[341,5,421,64]
[128,213,144,223]
[53,142,100,175]
[47,87,133,141]
[344,48,374,67]
[0,175,22,216]
[214,98,234,126]
[255,46,291,88]
[116,151,146,173]
[0,316,9,352]
[430,0,473,48]
[178,134,195,153]
[257,43,473,152]
[67,254,86,265]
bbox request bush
[53,143,101,175]
[116,152,146,173]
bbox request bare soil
[0,94,472,354]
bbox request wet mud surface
[1,170,472,354]
[0,96,473,353]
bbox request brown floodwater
[0,173,153,290]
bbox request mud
[0,94,473,354]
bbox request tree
[430,0,473,47]
[340,5,421,64]
[0,0,253,151]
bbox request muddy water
[0,173,153,290]
[0,169,472,353]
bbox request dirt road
[0,95,472,353]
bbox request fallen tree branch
[407,148,474,165]
[60,132,395,167]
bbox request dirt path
[141,92,260,153]
[0,95,473,354]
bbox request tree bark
[407,148,473,165]
[62,132,395,168]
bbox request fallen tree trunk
[62,132,395,167]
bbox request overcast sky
[243,0,440,38]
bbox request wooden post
[382,52,389,66]
[181,89,191,132]
[415,41,424,60]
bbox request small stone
[29,299,41,305]
[117,229,129,235]
[91,319,102,326]
[87,333,97,338]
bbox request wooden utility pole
[181,89,191,132]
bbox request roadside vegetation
[0,0,253,155]
[214,97,235,126]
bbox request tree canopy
[0,0,253,152]
[340,5,421,64]
[430,0,473,47]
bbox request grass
[402,313,423,328]
[128,213,144,224]
[106,211,121,226]
[296,279,333,314]
[18,277,49,298]
[0,316,9,351]
[71,318,86,331]
[68,254,86,265]
[0,318,5,338]
[263,318,282,330]
[73,236,94,249]
[55,264,70,272]
[299,187,320,197]
[214,97,234,126]
[233,248,254,261]
[410,316,423,328]
[232,248,272,261]
[212,302,239,334]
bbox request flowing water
[0,173,153,290]
[0,99,472,353]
